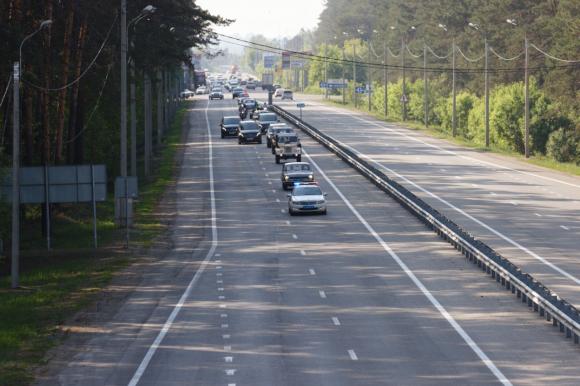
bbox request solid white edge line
[334,137,580,285]
[127,100,219,386]
[303,149,512,386]
[312,101,580,189]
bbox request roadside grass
[315,95,580,177]
[0,101,190,386]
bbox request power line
[217,34,578,75]
[0,75,12,109]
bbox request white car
[274,88,284,98]
[196,86,207,95]
[287,183,327,215]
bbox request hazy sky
[196,0,326,39]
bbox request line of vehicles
[218,92,327,215]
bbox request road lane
[277,93,580,308]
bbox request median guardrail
[270,103,580,344]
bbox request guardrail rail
[270,103,580,344]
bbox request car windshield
[293,186,322,196]
[279,136,298,143]
[260,114,277,122]
[241,122,260,130]
[212,88,221,92]
[224,117,240,125]
[286,164,311,172]
[234,88,243,92]
[244,99,256,104]
[274,128,291,134]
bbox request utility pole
[384,41,388,118]
[524,34,529,158]
[401,37,407,121]
[11,62,20,289]
[324,44,328,99]
[484,38,490,147]
[156,69,163,145]
[353,44,357,108]
[368,41,372,111]
[342,45,346,104]
[424,44,428,127]
[144,72,151,176]
[130,63,137,177]
[451,38,457,137]
[120,0,128,178]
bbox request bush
[546,128,578,163]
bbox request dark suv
[220,116,241,138]
[237,120,262,144]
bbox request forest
[238,0,579,164]
[0,0,228,247]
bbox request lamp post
[12,19,52,288]
[438,23,456,136]
[469,22,490,147]
[342,32,348,105]
[507,18,529,158]
[392,25,415,121]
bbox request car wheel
[258,138,262,144]
[296,155,302,162]
[275,155,280,164]
[271,148,275,155]
[267,140,271,148]
[321,209,327,215]
[221,132,224,138]
[238,138,242,144]
[289,207,295,216]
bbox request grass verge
[0,101,190,386]
[314,95,580,177]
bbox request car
[287,183,327,215]
[237,120,262,144]
[281,162,315,190]
[220,116,241,138]
[257,112,279,134]
[209,88,224,100]
[274,88,284,98]
[274,133,301,163]
[241,89,249,98]
[241,98,258,113]
[180,89,195,98]
[232,87,244,98]
[246,80,256,89]
[282,90,294,100]
[266,124,293,148]
[196,86,207,95]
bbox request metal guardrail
[270,104,580,344]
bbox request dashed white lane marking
[224,345,231,351]
[228,383,236,386]
[454,176,461,179]
[348,350,358,361]
[215,254,221,257]
[217,280,223,284]
[286,220,291,226]
[218,287,224,291]
[217,273,223,277]
[510,201,518,206]
[472,184,478,188]
[332,317,341,326]
[216,266,222,270]
[225,369,236,375]
[276,198,280,203]
[490,192,497,196]
[215,260,222,263]
[304,149,512,385]
[223,334,230,339]
[281,209,286,213]
[319,290,327,299]
[265,173,269,177]
[440,169,446,172]
[225,356,233,363]
[219,296,225,300]
[272,189,276,193]
[262,167,266,171]
[300,249,306,256]
[292,234,298,239]
[221,324,229,329]
[127,100,219,386]
[268,181,272,185]
[560,225,570,231]
[535,213,542,217]
[219,304,227,309]
[309,269,316,275]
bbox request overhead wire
[489,47,524,61]
[23,14,118,92]
[456,46,484,63]
[530,44,580,63]
[425,44,452,59]
[405,44,423,58]
[0,75,12,109]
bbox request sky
[196,0,326,39]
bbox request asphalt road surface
[278,93,580,310]
[37,95,580,386]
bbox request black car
[257,112,279,134]
[220,116,241,138]
[242,98,258,111]
[232,87,244,98]
[281,162,315,190]
[237,120,262,144]
[266,125,294,148]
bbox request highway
[37,96,580,386]
[279,93,580,310]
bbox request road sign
[400,94,408,103]
[320,80,347,89]
[263,55,275,68]
[355,87,367,94]
[296,102,305,108]
[282,51,291,69]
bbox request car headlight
[316,200,325,204]
[284,176,289,181]
[308,175,313,180]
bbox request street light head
[169,27,176,33]
[438,23,447,32]
[389,26,396,30]
[342,31,349,36]
[468,22,479,30]
[143,5,156,14]
[410,26,416,30]
[373,29,379,34]
[506,18,517,26]
[40,20,53,29]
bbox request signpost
[319,79,347,89]
[296,102,305,120]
